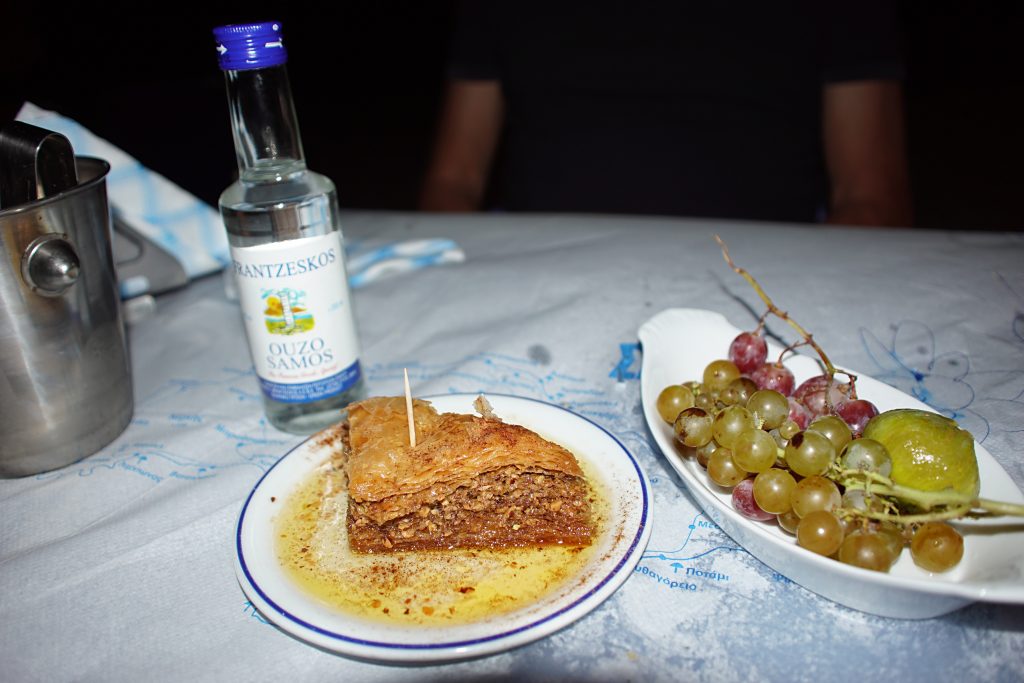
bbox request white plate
[235,393,651,662]
[639,308,1024,619]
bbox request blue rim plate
[235,393,651,662]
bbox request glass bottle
[213,21,364,434]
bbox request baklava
[342,396,593,552]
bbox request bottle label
[231,232,361,403]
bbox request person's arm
[418,80,505,212]
[822,80,913,227]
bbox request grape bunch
[659,237,1024,576]
[657,331,966,575]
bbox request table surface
[3,211,1023,682]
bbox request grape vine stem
[838,468,1024,521]
[716,235,838,378]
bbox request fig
[861,409,979,499]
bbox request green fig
[861,409,979,499]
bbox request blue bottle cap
[213,21,288,71]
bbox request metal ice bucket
[0,122,133,477]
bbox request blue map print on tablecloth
[243,601,271,625]
[138,368,262,407]
[35,442,227,482]
[609,342,642,381]
[45,349,643,484]
[860,320,1024,443]
[638,509,747,590]
[642,512,742,565]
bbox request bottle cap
[213,21,288,71]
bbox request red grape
[794,374,849,417]
[790,376,831,403]
[787,397,812,429]
[835,399,879,437]
[731,477,776,521]
[749,363,795,396]
[793,374,830,402]
[729,332,768,374]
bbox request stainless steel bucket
[0,123,133,477]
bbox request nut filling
[347,465,593,552]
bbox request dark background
[3,1,1021,230]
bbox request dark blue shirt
[448,1,905,221]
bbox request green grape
[707,448,746,487]
[791,475,841,518]
[695,440,718,468]
[703,359,741,392]
[779,419,801,440]
[674,407,714,448]
[695,393,717,412]
[753,468,797,514]
[876,522,906,559]
[732,428,779,473]
[747,389,789,430]
[910,522,964,572]
[839,438,893,476]
[728,377,758,405]
[656,385,696,424]
[784,430,836,477]
[808,415,853,452]
[777,509,801,534]
[684,381,702,394]
[676,444,698,460]
[796,510,845,556]
[838,530,897,572]
[712,405,756,449]
[720,386,741,406]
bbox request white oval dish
[235,393,651,662]
[639,308,1024,619]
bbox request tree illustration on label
[262,288,315,335]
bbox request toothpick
[403,368,416,448]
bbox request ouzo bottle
[213,21,364,434]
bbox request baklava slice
[343,396,593,552]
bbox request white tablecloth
[3,211,1023,682]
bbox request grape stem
[840,504,974,524]
[716,236,838,377]
[756,311,770,334]
[715,235,861,403]
[778,339,809,366]
[838,468,1024,520]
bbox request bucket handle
[0,121,79,210]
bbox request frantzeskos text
[232,246,337,280]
